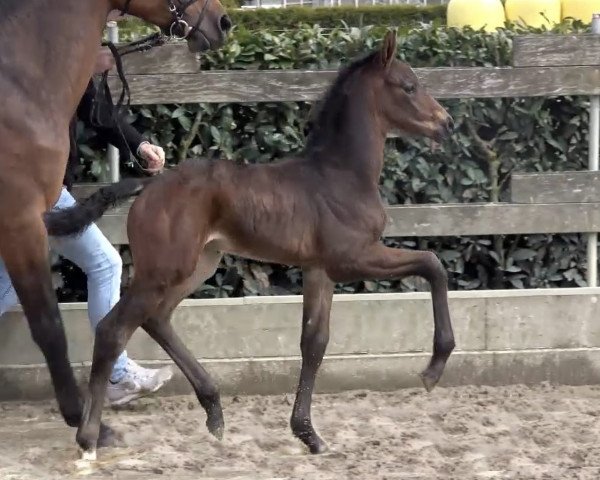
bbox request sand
[1,384,600,479]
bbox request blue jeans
[0,187,128,382]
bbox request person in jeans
[0,47,173,406]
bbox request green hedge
[114,4,446,40]
[61,21,595,301]
[224,0,245,9]
[229,5,446,30]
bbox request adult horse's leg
[328,244,455,392]
[291,267,334,454]
[142,246,225,438]
[0,213,82,426]
[0,139,117,446]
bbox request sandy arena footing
[1,384,600,479]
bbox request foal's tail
[44,177,153,237]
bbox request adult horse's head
[371,31,453,143]
[113,0,232,52]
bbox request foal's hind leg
[328,244,455,392]
[143,246,225,439]
[144,320,224,438]
[291,267,334,454]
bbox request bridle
[167,0,213,40]
[121,0,213,40]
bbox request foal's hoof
[419,370,441,393]
[298,432,328,455]
[97,422,123,448]
[206,416,225,441]
[309,440,329,455]
[78,449,97,461]
[319,447,347,459]
[74,450,97,477]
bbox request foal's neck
[309,79,386,187]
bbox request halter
[121,0,212,41]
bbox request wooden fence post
[106,21,120,184]
[587,13,600,287]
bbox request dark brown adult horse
[46,30,455,457]
[0,0,230,447]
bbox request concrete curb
[1,288,599,400]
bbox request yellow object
[505,0,562,28]
[562,0,600,22]
[446,0,506,32]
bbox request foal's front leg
[291,267,334,454]
[328,244,455,392]
[76,295,146,456]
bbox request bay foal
[46,30,455,457]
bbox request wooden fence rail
[107,66,600,104]
[70,186,600,244]
[107,37,600,104]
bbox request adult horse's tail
[44,178,153,237]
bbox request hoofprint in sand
[1,384,600,480]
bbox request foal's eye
[403,84,416,94]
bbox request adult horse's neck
[306,74,386,187]
[0,1,109,126]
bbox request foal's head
[111,0,232,52]
[369,31,453,142]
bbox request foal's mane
[304,50,378,155]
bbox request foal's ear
[378,30,397,70]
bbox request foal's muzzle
[432,114,454,142]
[444,116,455,134]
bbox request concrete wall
[1,288,600,400]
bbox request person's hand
[107,10,122,22]
[94,47,115,74]
[137,142,166,174]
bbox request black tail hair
[44,177,152,237]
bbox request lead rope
[90,0,197,174]
[90,33,168,174]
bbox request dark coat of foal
[0,0,229,447]
[46,31,455,456]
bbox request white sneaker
[106,359,173,407]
